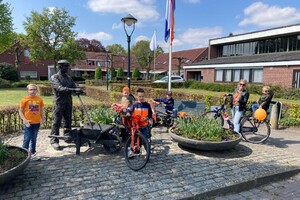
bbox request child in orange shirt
[19,84,44,161]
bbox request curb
[183,168,300,200]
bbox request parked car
[153,75,185,83]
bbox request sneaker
[31,153,41,161]
[128,149,134,158]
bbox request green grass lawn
[0,88,98,107]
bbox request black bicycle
[202,94,271,144]
[150,100,175,129]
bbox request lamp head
[121,14,137,26]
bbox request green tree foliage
[22,8,85,71]
[0,0,14,52]
[116,68,124,78]
[95,67,102,80]
[132,68,140,79]
[131,40,164,80]
[106,44,126,55]
[0,62,18,82]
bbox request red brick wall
[263,65,300,88]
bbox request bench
[155,100,205,116]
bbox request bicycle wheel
[103,129,122,153]
[240,117,271,144]
[124,132,150,171]
[202,111,224,127]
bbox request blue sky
[4,0,300,52]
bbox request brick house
[150,47,208,79]
[184,24,300,88]
[0,42,140,80]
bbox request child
[19,84,45,161]
[251,86,274,115]
[127,88,153,139]
[153,91,178,119]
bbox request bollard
[270,103,278,129]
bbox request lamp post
[121,14,137,89]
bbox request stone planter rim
[169,130,242,151]
[0,145,30,186]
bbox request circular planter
[169,130,242,151]
[0,146,30,186]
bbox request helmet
[254,108,267,121]
[57,60,70,66]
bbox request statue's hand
[72,88,83,95]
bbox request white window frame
[20,71,37,78]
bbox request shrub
[95,67,102,80]
[88,106,115,124]
[0,78,11,88]
[116,68,124,79]
[0,62,18,82]
[132,68,140,79]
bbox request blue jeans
[23,123,40,154]
[231,106,244,133]
[251,103,260,116]
[140,126,151,138]
[166,109,178,119]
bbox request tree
[95,67,102,80]
[106,44,126,55]
[116,68,124,80]
[132,68,140,80]
[0,62,18,82]
[173,56,188,75]
[0,0,14,52]
[131,40,164,80]
[75,38,106,52]
[22,8,85,71]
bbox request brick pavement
[1,127,300,200]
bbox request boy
[127,88,153,139]
[251,85,274,115]
[19,84,45,161]
[153,91,178,119]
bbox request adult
[230,80,250,133]
[50,59,81,150]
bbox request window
[20,71,37,78]
[252,69,263,83]
[225,69,232,82]
[24,49,30,57]
[242,69,250,82]
[233,69,240,82]
[215,70,223,81]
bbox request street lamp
[121,14,137,89]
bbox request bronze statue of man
[50,59,81,150]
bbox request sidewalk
[1,126,300,199]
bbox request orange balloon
[254,108,267,121]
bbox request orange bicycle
[124,115,151,171]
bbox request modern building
[184,24,300,88]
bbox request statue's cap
[58,60,70,66]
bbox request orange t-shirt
[20,96,44,124]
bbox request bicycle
[150,99,175,129]
[112,105,151,171]
[202,94,271,144]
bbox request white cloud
[135,35,149,42]
[178,27,223,48]
[239,2,300,27]
[87,0,159,22]
[78,31,112,41]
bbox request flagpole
[168,34,172,91]
[153,49,156,81]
